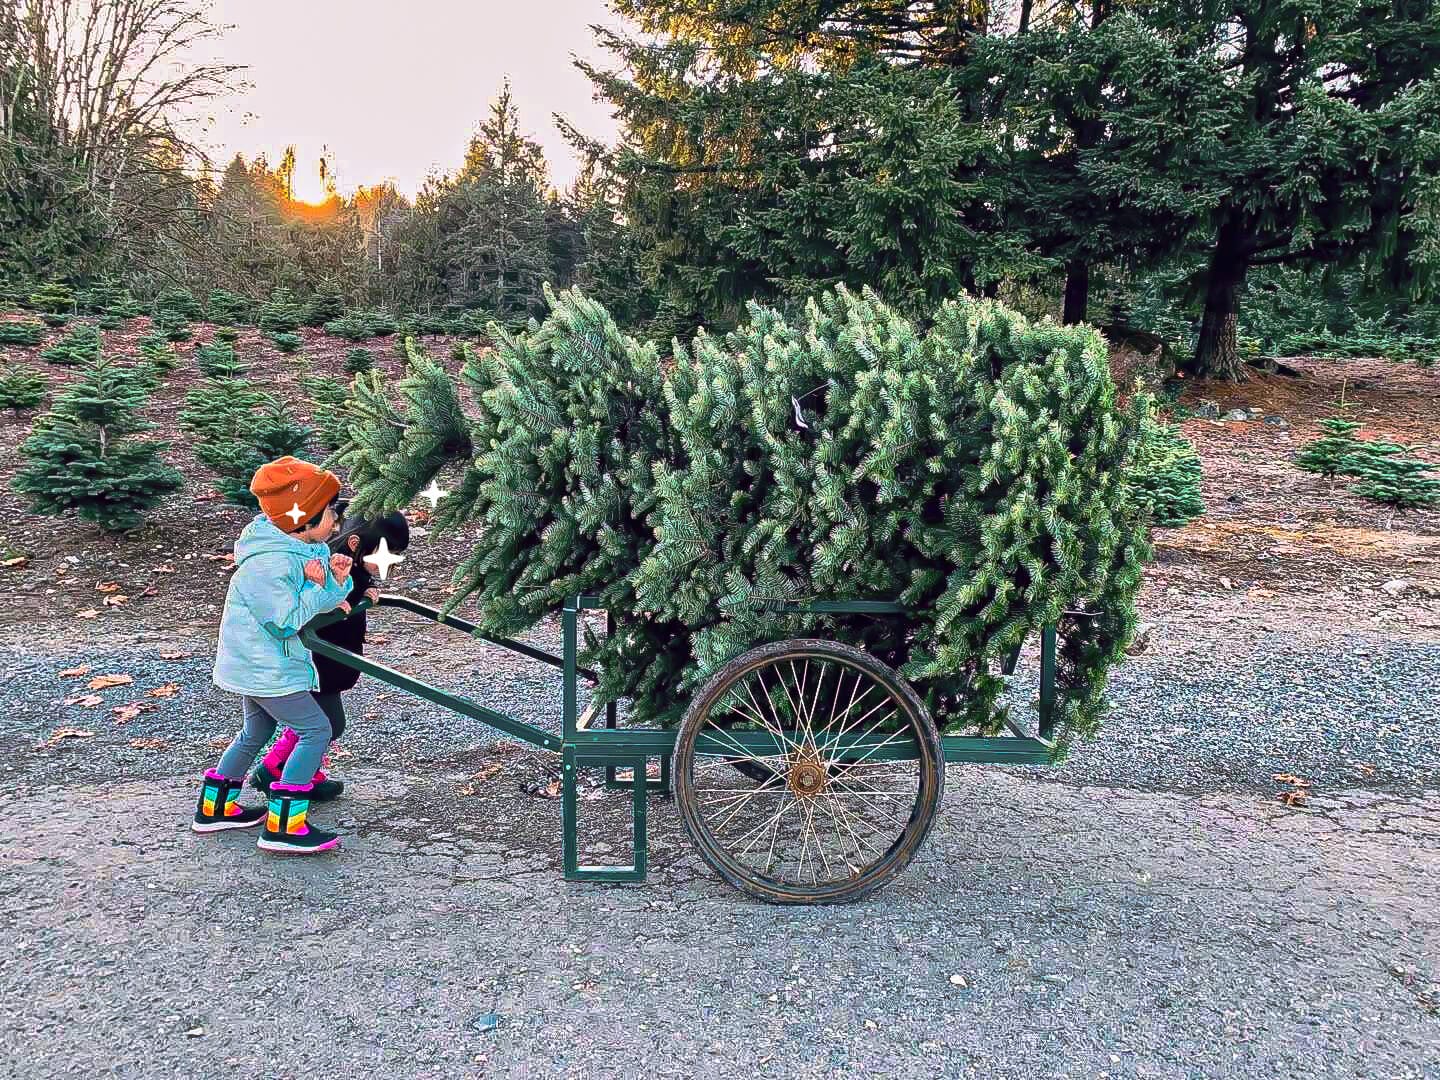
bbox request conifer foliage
[0,320,46,346]
[0,364,48,413]
[1294,418,1362,479]
[40,323,101,367]
[14,355,181,532]
[1130,420,1205,526]
[342,287,1151,742]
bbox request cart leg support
[562,745,650,883]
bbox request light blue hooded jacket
[213,514,352,697]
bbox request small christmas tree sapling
[40,323,101,367]
[14,356,182,532]
[0,320,46,346]
[345,347,374,374]
[268,331,303,354]
[28,282,75,326]
[1295,417,1363,486]
[195,340,248,378]
[1348,444,1440,525]
[0,364,48,413]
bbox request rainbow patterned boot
[192,770,267,833]
[256,781,341,854]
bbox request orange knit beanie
[249,456,341,532]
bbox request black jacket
[312,561,372,694]
[312,512,409,695]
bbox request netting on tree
[339,286,1151,743]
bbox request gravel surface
[2,767,1436,1078]
[4,615,1436,795]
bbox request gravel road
[1,614,1437,1078]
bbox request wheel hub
[788,756,827,797]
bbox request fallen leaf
[59,665,92,678]
[1278,790,1309,807]
[128,737,169,750]
[102,594,129,607]
[75,608,100,619]
[159,651,192,661]
[203,552,235,564]
[151,564,175,574]
[87,673,134,691]
[96,581,122,593]
[460,762,504,795]
[1219,576,1234,589]
[532,778,562,800]
[369,634,390,645]
[112,701,157,724]
[38,727,96,748]
[64,694,104,707]
[140,586,159,597]
[1272,773,1312,787]
[148,683,179,698]
[1,555,28,569]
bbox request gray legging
[216,692,331,786]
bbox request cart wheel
[674,639,944,904]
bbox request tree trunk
[1190,221,1249,381]
[1062,258,1089,325]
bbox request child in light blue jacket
[192,456,355,854]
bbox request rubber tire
[673,638,944,905]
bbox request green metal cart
[301,593,1058,905]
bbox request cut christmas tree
[340,286,1151,744]
[14,355,181,532]
[0,364,47,413]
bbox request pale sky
[201,0,624,201]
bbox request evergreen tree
[258,288,304,333]
[345,348,374,374]
[152,313,192,342]
[40,323,101,367]
[298,374,351,451]
[206,289,252,326]
[0,320,46,346]
[13,355,182,532]
[28,282,75,327]
[1295,418,1363,480]
[268,331,302,354]
[1129,1,1440,379]
[1130,417,1205,526]
[0,364,47,413]
[194,340,248,378]
[302,280,347,327]
[152,288,202,320]
[138,334,179,372]
[198,401,313,507]
[1347,442,1440,518]
[180,378,273,443]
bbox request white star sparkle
[363,536,405,581]
[418,479,450,508]
[284,502,306,524]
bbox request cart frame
[301,593,1058,886]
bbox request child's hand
[330,553,353,583]
[336,600,352,615]
[303,558,326,586]
[364,587,380,605]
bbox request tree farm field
[0,313,1437,1079]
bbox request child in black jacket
[249,509,410,799]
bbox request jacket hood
[234,513,323,565]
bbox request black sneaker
[251,762,343,803]
[256,782,341,854]
[192,771,266,833]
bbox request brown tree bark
[1062,258,1089,325]
[1191,218,1250,381]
